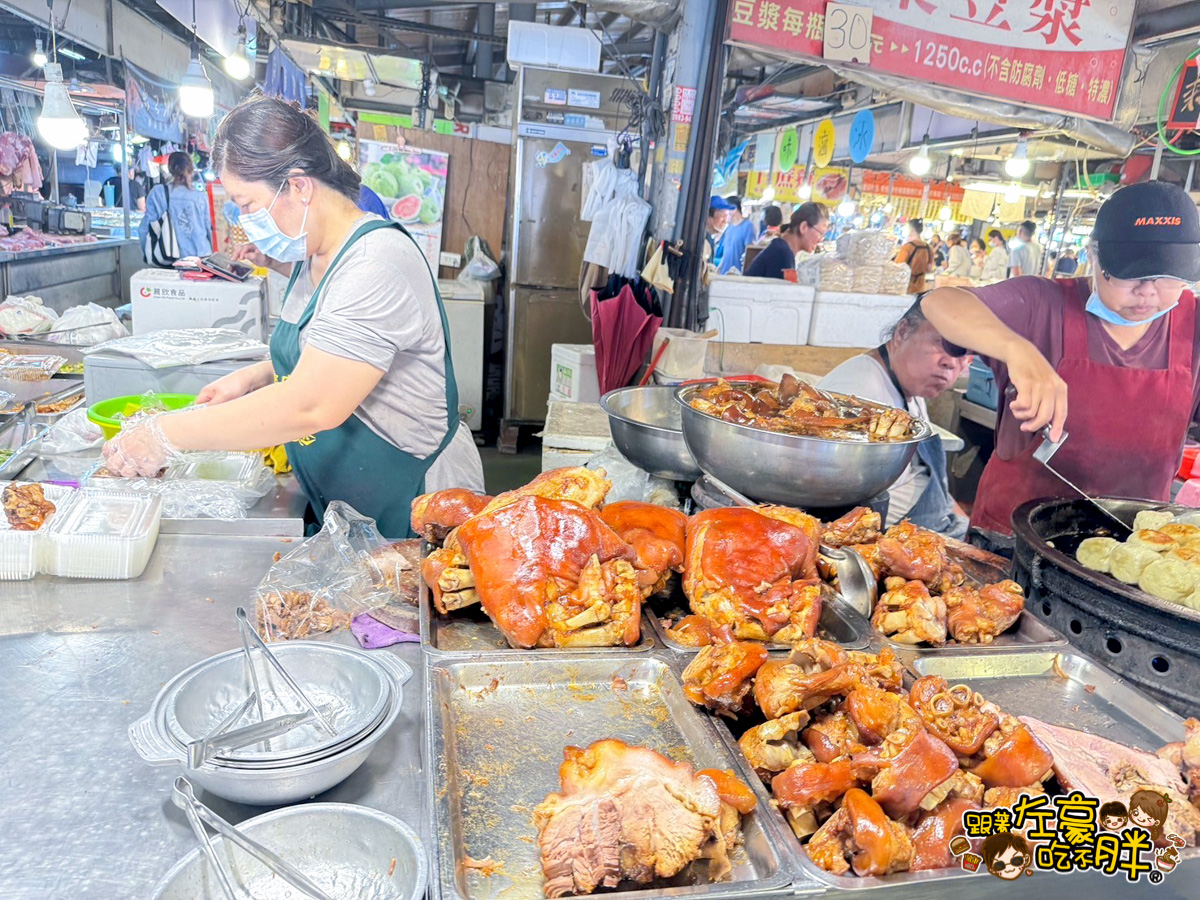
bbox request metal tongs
[171,777,335,900]
[699,473,878,617]
[234,606,337,738]
[187,707,315,769]
[1032,427,1136,531]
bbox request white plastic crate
[45,489,162,579]
[706,276,815,345]
[807,291,915,348]
[549,343,601,403]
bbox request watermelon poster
[357,138,448,271]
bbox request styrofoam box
[0,484,72,581]
[807,291,916,348]
[550,343,601,403]
[45,489,162,579]
[707,276,815,345]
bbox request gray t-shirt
[818,355,930,526]
[282,215,449,457]
[1009,239,1043,278]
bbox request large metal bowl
[129,652,412,805]
[153,803,427,900]
[675,382,929,508]
[599,385,702,481]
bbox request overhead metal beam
[1133,0,1200,43]
[319,7,506,44]
[474,3,495,81]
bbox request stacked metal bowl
[130,642,411,805]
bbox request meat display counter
[0,233,140,312]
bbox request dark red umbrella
[590,283,661,394]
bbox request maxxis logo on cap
[1134,217,1183,226]
[139,286,151,297]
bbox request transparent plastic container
[0,353,67,381]
[45,488,161,579]
[164,451,263,485]
[82,452,272,519]
[0,483,71,580]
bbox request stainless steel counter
[0,533,426,897]
[1,532,1196,899]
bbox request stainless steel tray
[646,590,872,654]
[418,579,656,657]
[710,647,1193,893]
[0,414,48,480]
[30,382,84,423]
[910,648,1186,752]
[426,655,810,900]
[877,608,1067,658]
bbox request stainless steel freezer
[503,66,637,432]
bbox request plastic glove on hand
[102,415,180,477]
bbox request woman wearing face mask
[104,96,484,538]
[979,229,1010,284]
[921,181,1200,548]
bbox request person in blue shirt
[745,202,828,279]
[357,184,390,219]
[138,151,213,260]
[705,194,735,263]
[717,195,756,274]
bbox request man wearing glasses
[920,181,1200,550]
[744,201,829,279]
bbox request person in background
[138,151,213,258]
[969,237,988,279]
[357,184,390,219]
[894,218,934,293]
[980,229,1010,284]
[819,300,972,537]
[107,164,146,212]
[946,232,973,277]
[744,201,829,279]
[705,195,735,263]
[1055,247,1079,276]
[930,232,947,269]
[920,180,1200,548]
[1044,249,1059,277]
[1008,219,1043,278]
[758,205,783,238]
[717,196,756,274]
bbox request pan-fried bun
[1127,529,1179,554]
[1110,543,1160,584]
[1139,557,1199,604]
[1076,537,1119,574]
[1134,510,1174,532]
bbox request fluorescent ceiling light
[59,47,86,61]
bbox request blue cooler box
[965,359,999,409]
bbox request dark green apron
[269,219,459,539]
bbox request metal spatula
[1032,427,1133,530]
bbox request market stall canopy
[282,40,424,89]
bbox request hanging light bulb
[1004,182,1020,203]
[1004,137,1030,178]
[938,204,951,221]
[837,197,856,218]
[224,26,251,81]
[336,139,352,161]
[908,137,932,177]
[883,201,894,213]
[179,1,214,119]
[761,185,775,202]
[37,63,87,150]
[797,182,813,200]
[32,38,47,68]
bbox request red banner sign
[863,171,964,201]
[728,0,1132,121]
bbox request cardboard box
[131,269,267,339]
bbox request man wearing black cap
[920,181,1200,546]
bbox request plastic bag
[795,255,853,291]
[0,295,57,335]
[0,390,12,412]
[254,502,406,641]
[41,408,104,454]
[456,236,500,284]
[85,451,275,518]
[587,444,681,509]
[45,303,128,346]
[852,264,884,293]
[835,230,896,266]
[880,262,915,295]
[85,328,268,369]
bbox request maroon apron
[972,281,1196,536]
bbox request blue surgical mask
[1085,291,1177,327]
[239,181,309,262]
